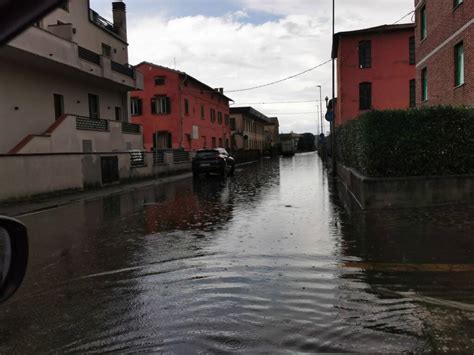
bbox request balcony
[89,9,119,36]
[76,116,109,131]
[121,122,141,134]
[112,61,135,78]
[6,26,143,90]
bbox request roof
[134,61,233,102]
[332,23,415,58]
[266,117,279,125]
[229,107,271,123]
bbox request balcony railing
[89,9,118,35]
[121,122,141,134]
[129,150,146,167]
[173,150,190,163]
[78,46,101,66]
[111,61,135,78]
[76,116,109,131]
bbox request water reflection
[0,154,472,353]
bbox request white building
[0,0,144,154]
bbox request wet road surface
[1,153,474,353]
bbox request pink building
[131,62,232,151]
[332,24,416,125]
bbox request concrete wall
[0,57,132,154]
[40,0,129,64]
[337,162,474,210]
[0,151,194,202]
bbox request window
[409,79,416,107]
[359,40,371,69]
[359,82,372,110]
[212,137,216,148]
[230,117,236,130]
[151,96,171,114]
[455,42,464,86]
[210,108,216,122]
[184,98,189,116]
[409,36,415,65]
[420,6,427,40]
[102,44,111,58]
[88,93,99,119]
[154,76,166,86]
[421,68,428,101]
[115,107,122,121]
[131,97,142,116]
[60,1,69,12]
[153,131,172,149]
[217,112,223,124]
[201,105,205,119]
[225,114,229,126]
[53,93,64,119]
[219,138,223,147]
[454,0,463,8]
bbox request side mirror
[0,217,28,303]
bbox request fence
[173,150,190,163]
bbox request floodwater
[1,153,473,353]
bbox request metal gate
[101,156,119,184]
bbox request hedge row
[335,106,474,177]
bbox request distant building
[264,117,280,152]
[415,0,473,106]
[332,24,416,125]
[131,62,232,151]
[2,0,144,154]
[229,107,269,151]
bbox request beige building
[0,0,144,154]
[264,117,280,151]
[229,107,269,151]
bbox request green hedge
[335,106,474,177]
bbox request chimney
[112,1,127,41]
[219,88,224,94]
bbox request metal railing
[76,116,109,131]
[78,46,101,66]
[89,9,118,34]
[153,150,165,165]
[121,122,141,134]
[129,150,146,168]
[111,61,135,78]
[173,150,190,163]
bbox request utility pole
[317,85,323,134]
[331,0,337,176]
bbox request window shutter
[151,98,156,114]
[138,99,143,115]
[166,97,171,113]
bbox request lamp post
[330,0,337,176]
[317,85,323,135]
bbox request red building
[131,62,232,151]
[415,0,473,106]
[332,24,416,125]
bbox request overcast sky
[91,0,414,134]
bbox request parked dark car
[192,148,235,178]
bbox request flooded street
[1,153,473,353]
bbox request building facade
[131,62,232,151]
[264,117,280,151]
[415,0,473,106]
[0,0,143,154]
[332,24,416,125]
[229,107,268,151]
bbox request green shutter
[455,42,464,86]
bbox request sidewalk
[0,160,259,218]
[0,172,193,218]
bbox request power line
[225,59,332,93]
[394,10,415,24]
[231,100,318,105]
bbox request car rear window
[196,150,219,158]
